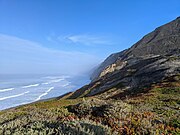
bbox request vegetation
[0,78,179,134]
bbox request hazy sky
[0,0,179,75]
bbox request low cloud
[65,34,112,45]
[47,34,114,46]
[0,34,100,75]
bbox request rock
[90,50,127,81]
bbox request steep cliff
[71,17,180,99]
[91,17,180,82]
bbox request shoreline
[0,91,73,111]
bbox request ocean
[0,74,90,110]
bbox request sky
[0,0,180,75]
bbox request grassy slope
[0,77,179,135]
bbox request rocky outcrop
[99,61,127,78]
[90,50,127,81]
[70,17,180,99]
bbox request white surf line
[0,88,15,93]
[0,91,30,101]
[41,79,64,85]
[22,84,39,88]
[34,87,54,101]
[42,82,49,85]
[62,82,71,87]
[51,79,64,83]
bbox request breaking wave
[41,79,64,85]
[0,91,29,101]
[22,84,39,88]
[0,88,15,93]
[34,87,54,101]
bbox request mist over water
[0,32,100,111]
[0,74,90,110]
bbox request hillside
[0,18,180,135]
[91,17,180,81]
[71,17,180,99]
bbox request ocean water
[0,74,90,110]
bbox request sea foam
[62,82,70,87]
[0,91,29,101]
[0,88,15,93]
[34,87,54,101]
[22,84,39,88]
[42,79,64,85]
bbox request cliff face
[91,17,180,81]
[90,50,127,81]
[71,17,180,99]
